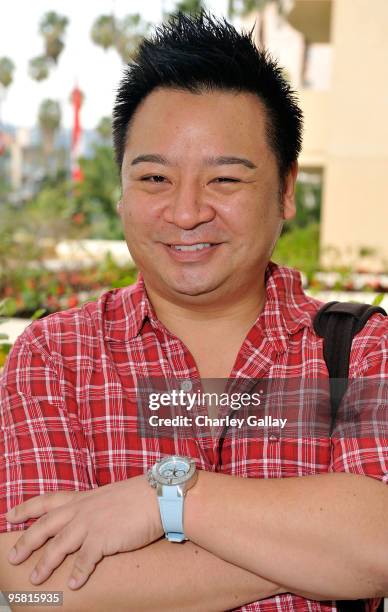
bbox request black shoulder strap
[313,301,386,378]
[313,301,386,430]
[313,301,386,612]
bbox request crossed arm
[0,531,283,612]
[1,470,388,611]
[184,470,388,599]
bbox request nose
[163,180,215,229]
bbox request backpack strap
[313,301,386,432]
[313,301,386,612]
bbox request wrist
[139,474,164,541]
[183,469,212,542]
[147,456,198,542]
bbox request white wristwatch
[147,456,198,542]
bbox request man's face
[118,88,297,305]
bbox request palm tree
[173,0,204,13]
[38,99,61,158]
[28,56,50,82]
[28,12,68,81]
[45,38,65,64]
[91,15,117,51]
[0,57,15,89]
[0,57,15,155]
[39,11,69,64]
[115,14,151,63]
[163,0,203,20]
[90,13,150,63]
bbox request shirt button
[180,380,192,392]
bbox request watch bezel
[147,455,196,487]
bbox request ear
[117,200,123,216]
[281,161,298,220]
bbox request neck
[143,275,267,338]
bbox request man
[1,11,387,612]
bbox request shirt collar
[123,271,154,339]
[253,261,313,353]
[104,272,152,342]
[110,262,313,344]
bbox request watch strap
[158,485,186,542]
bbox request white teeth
[172,243,211,251]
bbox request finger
[67,538,103,590]
[8,505,74,565]
[6,491,77,523]
[29,522,86,585]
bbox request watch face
[153,456,196,486]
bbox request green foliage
[31,308,47,320]
[28,55,50,81]
[115,14,150,62]
[372,294,384,307]
[44,37,64,64]
[25,180,78,240]
[0,184,87,314]
[2,132,121,247]
[274,179,321,284]
[90,13,150,63]
[1,135,120,242]
[0,56,15,88]
[173,0,204,14]
[75,144,122,239]
[28,11,68,82]
[38,99,62,158]
[39,11,69,63]
[96,116,112,144]
[0,343,12,367]
[358,246,376,258]
[39,11,69,41]
[292,180,322,230]
[0,260,133,368]
[0,256,137,318]
[38,99,61,132]
[0,299,11,317]
[0,300,14,367]
[0,160,12,201]
[91,15,117,50]
[272,223,320,279]
[0,205,44,292]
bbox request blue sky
[0,0,228,129]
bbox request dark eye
[213,177,240,183]
[141,175,166,183]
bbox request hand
[5,475,163,590]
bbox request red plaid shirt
[1,262,387,611]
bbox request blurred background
[0,0,387,366]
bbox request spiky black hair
[113,10,303,184]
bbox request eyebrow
[206,155,257,169]
[130,154,257,169]
[131,154,169,166]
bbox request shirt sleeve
[329,315,388,482]
[0,329,95,533]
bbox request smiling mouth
[168,243,214,252]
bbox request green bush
[272,223,320,280]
